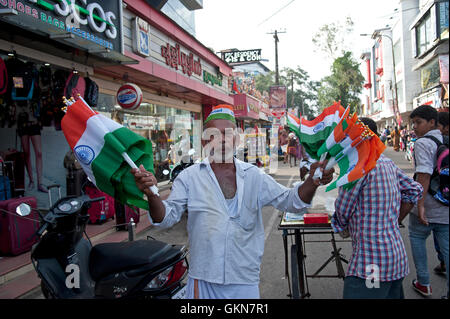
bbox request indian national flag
[61,99,154,209]
[325,124,386,191]
[287,111,300,136]
[298,101,346,160]
[317,108,355,157]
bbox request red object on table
[303,213,329,224]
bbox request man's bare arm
[298,161,334,204]
[132,165,166,223]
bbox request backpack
[84,77,99,107]
[64,73,86,100]
[420,135,449,206]
[0,57,7,95]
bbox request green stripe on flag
[92,127,154,210]
[326,155,350,191]
[299,124,337,160]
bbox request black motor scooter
[16,195,188,299]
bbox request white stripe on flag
[300,112,341,135]
[74,114,123,185]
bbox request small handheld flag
[61,96,158,210]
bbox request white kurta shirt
[150,157,310,285]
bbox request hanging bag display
[0,56,8,95]
[84,76,99,107]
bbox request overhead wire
[257,0,296,27]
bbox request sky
[195,0,400,82]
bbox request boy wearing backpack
[409,105,449,299]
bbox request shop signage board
[413,87,442,109]
[221,49,262,64]
[233,93,259,119]
[203,70,222,87]
[132,16,150,57]
[117,83,143,110]
[161,42,202,77]
[0,0,124,56]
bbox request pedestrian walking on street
[401,126,408,152]
[409,105,449,299]
[392,126,400,152]
[131,104,335,299]
[331,117,423,299]
[287,132,298,167]
[431,111,449,278]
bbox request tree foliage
[254,66,319,119]
[317,51,364,114]
[312,16,354,60]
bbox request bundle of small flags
[286,102,386,191]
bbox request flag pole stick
[122,152,160,197]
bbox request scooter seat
[89,240,180,281]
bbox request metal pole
[275,30,279,85]
[380,34,399,126]
[128,218,135,241]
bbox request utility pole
[267,29,286,85]
[290,73,294,105]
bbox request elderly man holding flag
[132,104,335,299]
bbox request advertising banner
[269,86,287,109]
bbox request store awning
[233,94,260,120]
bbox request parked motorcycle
[15,194,188,299]
[164,149,198,183]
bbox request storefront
[0,0,234,209]
[92,0,233,181]
[0,0,137,208]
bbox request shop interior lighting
[44,63,50,66]
[88,48,111,54]
[0,9,18,15]
[50,33,74,39]
[72,69,78,74]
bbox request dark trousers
[343,276,405,299]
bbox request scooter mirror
[16,203,31,217]
[163,169,170,175]
[188,149,195,156]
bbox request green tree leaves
[317,51,364,114]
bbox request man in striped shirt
[331,118,423,299]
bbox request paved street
[138,147,448,299]
[23,146,447,299]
